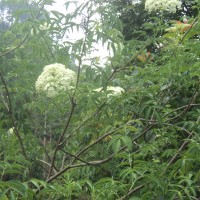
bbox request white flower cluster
[94,86,124,97]
[35,63,76,98]
[145,0,182,13]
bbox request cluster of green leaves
[0,0,199,199]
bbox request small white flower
[145,0,182,13]
[8,127,14,135]
[39,22,50,31]
[183,18,188,23]
[94,86,124,97]
[35,63,76,98]
[107,86,125,96]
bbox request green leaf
[7,180,26,197]
[113,139,121,154]
[144,175,164,191]
[121,136,133,150]
[9,191,16,200]
[29,179,47,189]
[29,179,40,189]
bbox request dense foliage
[0,0,199,199]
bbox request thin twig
[61,148,113,166]
[0,34,30,58]
[0,0,46,58]
[71,123,154,166]
[0,90,9,111]
[119,184,145,200]
[59,101,106,146]
[36,159,57,174]
[167,130,193,167]
[168,91,199,123]
[106,39,153,85]
[73,126,123,161]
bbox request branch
[35,123,155,197]
[59,101,106,146]
[118,184,145,200]
[0,90,9,111]
[106,39,153,84]
[167,91,199,123]
[163,104,200,119]
[70,123,154,166]
[0,72,27,159]
[0,0,46,58]
[61,148,113,166]
[137,104,200,124]
[36,159,57,174]
[47,163,88,185]
[47,97,76,179]
[0,34,29,58]
[167,129,193,167]
[73,126,123,162]
[42,36,55,58]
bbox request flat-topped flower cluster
[145,0,182,13]
[35,63,76,98]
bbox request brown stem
[71,123,154,166]
[168,91,199,123]
[163,103,200,119]
[35,123,155,196]
[106,39,153,85]
[0,72,28,159]
[47,97,76,179]
[119,184,145,200]
[61,148,113,166]
[167,129,193,167]
[59,101,106,146]
[0,34,30,58]
[73,126,123,162]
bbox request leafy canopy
[0,0,199,199]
